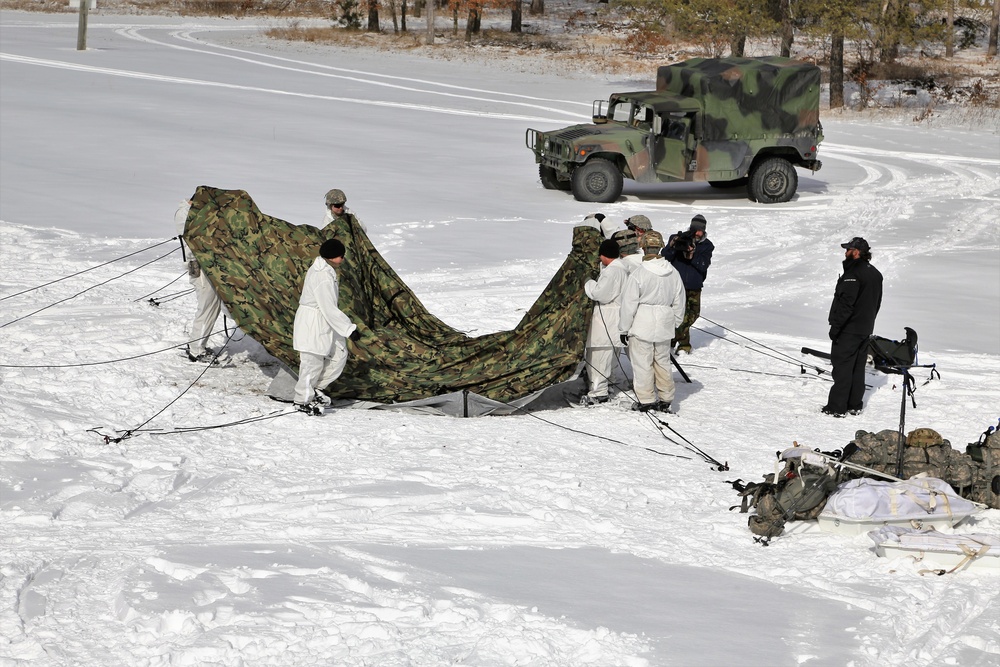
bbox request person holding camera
[661,214,714,353]
[823,237,883,417]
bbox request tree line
[336,0,1000,108]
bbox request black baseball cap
[840,237,870,253]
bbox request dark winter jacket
[828,258,883,340]
[661,235,714,291]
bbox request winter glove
[828,327,838,342]
[349,329,361,342]
[620,334,629,347]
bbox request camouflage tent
[655,57,821,142]
[182,186,599,415]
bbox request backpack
[611,229,639,257]
[966,422,1000,509]
[731,446,841,544]
[869,327,917,372]
[844,426,999,510]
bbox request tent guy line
[0,246,180,328]
[0,237,177,302]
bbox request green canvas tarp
[182,186,600,412]
[655,57,821,142]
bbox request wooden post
[76,0,90,51]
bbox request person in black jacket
[662,214,714,353]
[823,237,883,417]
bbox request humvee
[525,56,823,204]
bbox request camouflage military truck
[525,57,823,204]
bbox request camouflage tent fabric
[656,57,821,142]
[182,186,599,405]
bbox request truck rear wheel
[539,165,571,191]
[748,157,797,204]
[571,158,623,203]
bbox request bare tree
[529,0,544,16]
[426,0,434,44]
[778,0,793,57]
[511,0,522,32]
[990,0,999,57]
[945,0,954,58]
[465,4,482,42]
[367,0,380,32]
[830,31,844,108]
[730,35,746,56]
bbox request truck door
[625,105,658,183]
[652,114,694,181]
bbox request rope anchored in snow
[89,330,239,445]
[582,309,726,469]
[694,316,831,378]
[1,245,180,328]
[133,271,190,303]
[0,237,178,302]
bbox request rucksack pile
[840,425,999,509]
[730,447,842,544]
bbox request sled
[869,525,1000,572]
[816,477,982,536]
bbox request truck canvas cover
[655,57,821,142]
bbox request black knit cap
[599,239,620,259]
[320,238,346,259]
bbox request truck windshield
[609,102,632,123]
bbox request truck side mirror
[592,99,608,124]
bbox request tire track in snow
[0,53,576,123]
[171,28,591,108]
[111,26,587,121]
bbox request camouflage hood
[182,186,600,406]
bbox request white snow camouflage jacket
[618,256,686,343]
[584,258,629,348]
[292,257,357,356]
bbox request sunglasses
[331,202,346,208]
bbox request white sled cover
[818,477,980,535]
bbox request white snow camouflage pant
[628,337,675,405]
[294,347,348,405]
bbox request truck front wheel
[748,157,797,204]
[571,159,623,203]
[540,165,571,191]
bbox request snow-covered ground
[1,12,999,666]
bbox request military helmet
[627,214,653,231]
[906,427,944,448]
[641,229,665,250]
[324,189,347,207]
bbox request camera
[673,230,696,258]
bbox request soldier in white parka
[175,200,224,362]
[292,238,360,415]
[582,238,629,405]
[618,230,686,413]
